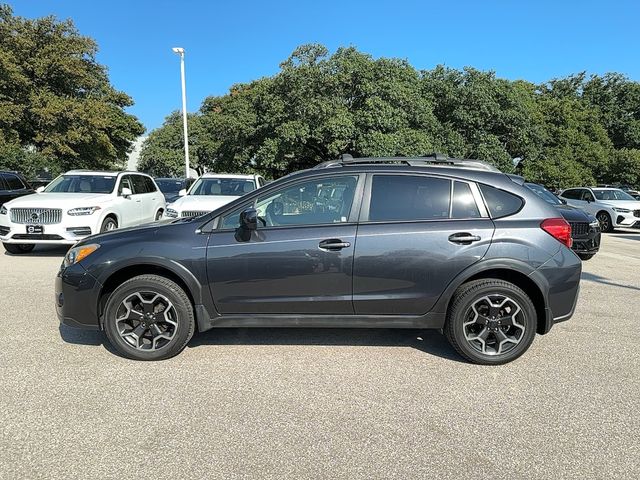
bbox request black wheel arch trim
[93,257,217,330]
[430,257,552,333]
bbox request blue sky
[12,0,640,132]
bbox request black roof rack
[314,153,501,172]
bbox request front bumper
[571,227,601,255]
[613,211,640,227]
[55,263,102,329]
[0,215,98,245]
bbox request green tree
[0,5,144,175]
[142,43,640,188]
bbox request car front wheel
[100,217,118,233]
[103,274,195,360]
[596,211,613,232]
[445,279,537,365]
[3,243,35,254]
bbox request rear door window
[143,176,157,192]
[562,189,582,200]
[478,184,523,218]
[368,175,451,222]
[3,173,26,190]
[131,175,149,194]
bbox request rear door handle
[448,232,481,244]
[318,239,351,251]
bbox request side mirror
[240,208,258,231]
[36,186,45,193]
[178,189,187,197]
[560,198,567,205]
[235,208,258,242]
[121,187,132,198]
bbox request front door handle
[318,239,351,251]
[448,232,481,245]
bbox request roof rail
[314,154,501,172]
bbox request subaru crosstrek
[55,155,582,365]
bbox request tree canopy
[0,5,143,178]
[140,44,640,189]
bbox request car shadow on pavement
[188,327,466,362]
[3,245,69,257]
[581,272,640,291]
[58,324,120,355]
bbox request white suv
[559,187,640,232]
[165,173,265,219]
[0,170,166,254]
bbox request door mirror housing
[235,208,258,242]
[36,186,45,193]
[121,187,132,198]
[178,189,187,197]
[240,208,258,231]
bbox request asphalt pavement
[1,232,639,479]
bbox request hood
[554,204,594,222]
[169,195,240,212]
[5,192,114,209]
[598,200,640,210]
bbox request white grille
[10,208,62,225]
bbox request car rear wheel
[100,216,117,233]
[596,211,613,233]
[103,274,195,360]
[3,243,35,254]
[445,279,537,365]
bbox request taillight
[541,218,572,248]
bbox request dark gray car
[55,155,582,365]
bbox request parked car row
[0,170,267,254]
[559,186,640,232]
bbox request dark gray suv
[55,155,581,364]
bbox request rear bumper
[55,263,102,329]
[534,246,582,334]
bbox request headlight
[68,206,101,216]
[0,205,7,215]
[589,220,600,229]
[63,243,100,268]
[165,208,178,218]
[612,207,631,213]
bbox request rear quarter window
[479,184,524,219]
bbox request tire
[155,209,163,221]
[596,211,613,233]
[100,216,118,233]
[103,274,195,361]
[577,253,595,261]
[444,279,537,365]
[3,243,35,254]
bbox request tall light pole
[172,47,190,178]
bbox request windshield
[189,177,256,196]
[44,175,116,194]
[525,183,562,206]
[593,189,635,201]
[156,179,184,194]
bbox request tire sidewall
[448,283,537,365]
[103,276,194,361]
[597,212,613,233]
[100,217,117,233]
